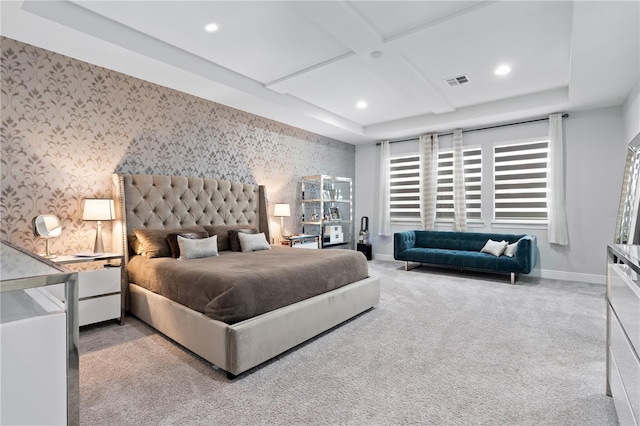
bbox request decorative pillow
[204,225,258,252]
[480,239,508,257]
[128,234,143,255]
[178,235,219,260]
[228,228,259,252]
[504,240,519,257]
[166,231,209,258]
[133,226,207,258]
[238,232,271,253]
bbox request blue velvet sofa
[394,230,537,284]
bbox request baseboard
[371,254,606,284]
[528,269,605,285]
[373,253,395,262]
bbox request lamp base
[93,221,104,254]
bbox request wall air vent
[445,75,470,87]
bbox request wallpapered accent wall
[1,37,355,254]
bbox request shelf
[301,175,352,183]
[322,241,350,248]
[303,220,352,225]
[301,175,353,249]
[302,198,351,203]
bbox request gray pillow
[166,231,209,258]
[238,232,271,252]
[178,235,219,260]
[228,228,259,252]
[204,225,258,252]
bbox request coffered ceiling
[1,1,638,144]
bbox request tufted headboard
[112,173,271,262]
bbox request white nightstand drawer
[47,267,120,301]
[79,294,120,327]
[78,267,120,298]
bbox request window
[389,154,420,222]
[493,139,548,222]
[436,147,482,221]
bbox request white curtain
[377,140,391,237]
[452,129,468,231]
[420,134,438,230]
[547,113,569,245]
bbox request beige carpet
[79,260,618,425]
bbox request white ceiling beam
[365,87,569,141]
[16,0,365,138]
[269,0,455,115]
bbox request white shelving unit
[301,175,353,249]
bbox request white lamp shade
[273,204,290,217]
[82,199,115,221]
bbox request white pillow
[178,234,219,259]
[238,232,271,252]
[480,239,508,257]
[504,241,519,257]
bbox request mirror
[32,214,62,258]
[614,134,640,245]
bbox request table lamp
[82,198,115,254]
[273,203,290,238]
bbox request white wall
[623,79,639,144]
[355,106,627,283]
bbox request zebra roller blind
[494,139,549,221]
[437,147,482,221]
[389,154,421,222]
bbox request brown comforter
[127,246,368,324]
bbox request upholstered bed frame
[112,173,380,377]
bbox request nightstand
[47,253,123,326]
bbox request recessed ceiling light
[204,22,219,33]
[356,101,368,109]
[495,65,511,75]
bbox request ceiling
[1,1,638,145]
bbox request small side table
[357,243,372,260]
[280,235,320,249]
[49,253,124,326]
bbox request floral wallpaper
[1,37,354,255]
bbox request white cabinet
[607,244,640,426]
[0,241,79,425]
[50,253,123,326]
[301,175,353,249]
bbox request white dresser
[0,241,79,425]
[607,244,640,426]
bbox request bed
[112,173,380,377]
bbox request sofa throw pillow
[178,235,219,260]
[480,239,508,257]
[228,228,259,252]
[238,232,271,253]
[504,241,519,257]
[166,231,209,258]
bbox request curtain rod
[375,113,569,145]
